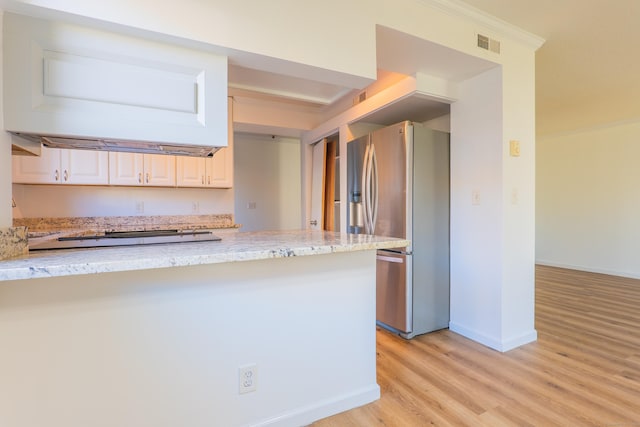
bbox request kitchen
[0,1,541,426]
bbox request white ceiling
[457,0,640,135]
[230,1,640,137]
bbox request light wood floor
[313,265,640,426]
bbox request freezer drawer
[376,250,411,334]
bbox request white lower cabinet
[12,147,109,185]
[108,153,176,187]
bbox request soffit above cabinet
[228,65,353,107]
[376,26,499,82]
[358,94,450,127]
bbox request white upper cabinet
[13,147,109,185]
[144,155,176,187]
[177,97,234,188]
[206,146,233,188]
[108,153,145,186]
[3,12,228,149]
[12,148,60,184]
[176,149,232,188]
[209,97,234,188]
[109,153,176,187]
[176,157,208,187]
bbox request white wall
[0,11,12,227]
[537,120,640,279]
[0,251,379,427]
[12,185,233,218]
[500,50,537,347]
[450,68,505,348]
[233,134,301,231]
[0,143,10,227]
[449,62,537,351]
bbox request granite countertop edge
[0,230,409,282]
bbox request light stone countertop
[0,230,409,282]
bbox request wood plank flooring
[313,265,640,426]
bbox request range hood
[4,13,229,159]
[11,133,220,158]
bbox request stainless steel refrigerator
[347,121,449,339]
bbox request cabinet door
[205,148,233,188]
[109,152,144,185]
[12,147,60,184]
[4,13,228,149]
[62,150,109,185]
[205,97,234,188]
[144,154,176,187]
[176,157,206,187]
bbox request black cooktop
[29,229,222,251]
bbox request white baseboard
[535,260,640,280]
[254,384,380,427]
[449,322,537,352]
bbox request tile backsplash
[15,214,239,233]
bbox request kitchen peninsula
[0,230,408,427]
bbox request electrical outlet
[238,364,257,394]
[247,202,257,210]
[135,201,144,213]
[191,201,200,213]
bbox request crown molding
[418,0,545,50]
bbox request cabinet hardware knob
[63,170,68,181]
[55,170,59,181]
[310,220,318,226]
[138,173,142,184]
[145,173,150,184]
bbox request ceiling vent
[477,34,501,54]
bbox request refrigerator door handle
[370,144,379,234]
[361,143,371,234]
[365,145,373,233]
[376,254,404,263]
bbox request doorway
[310,133,339,231]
